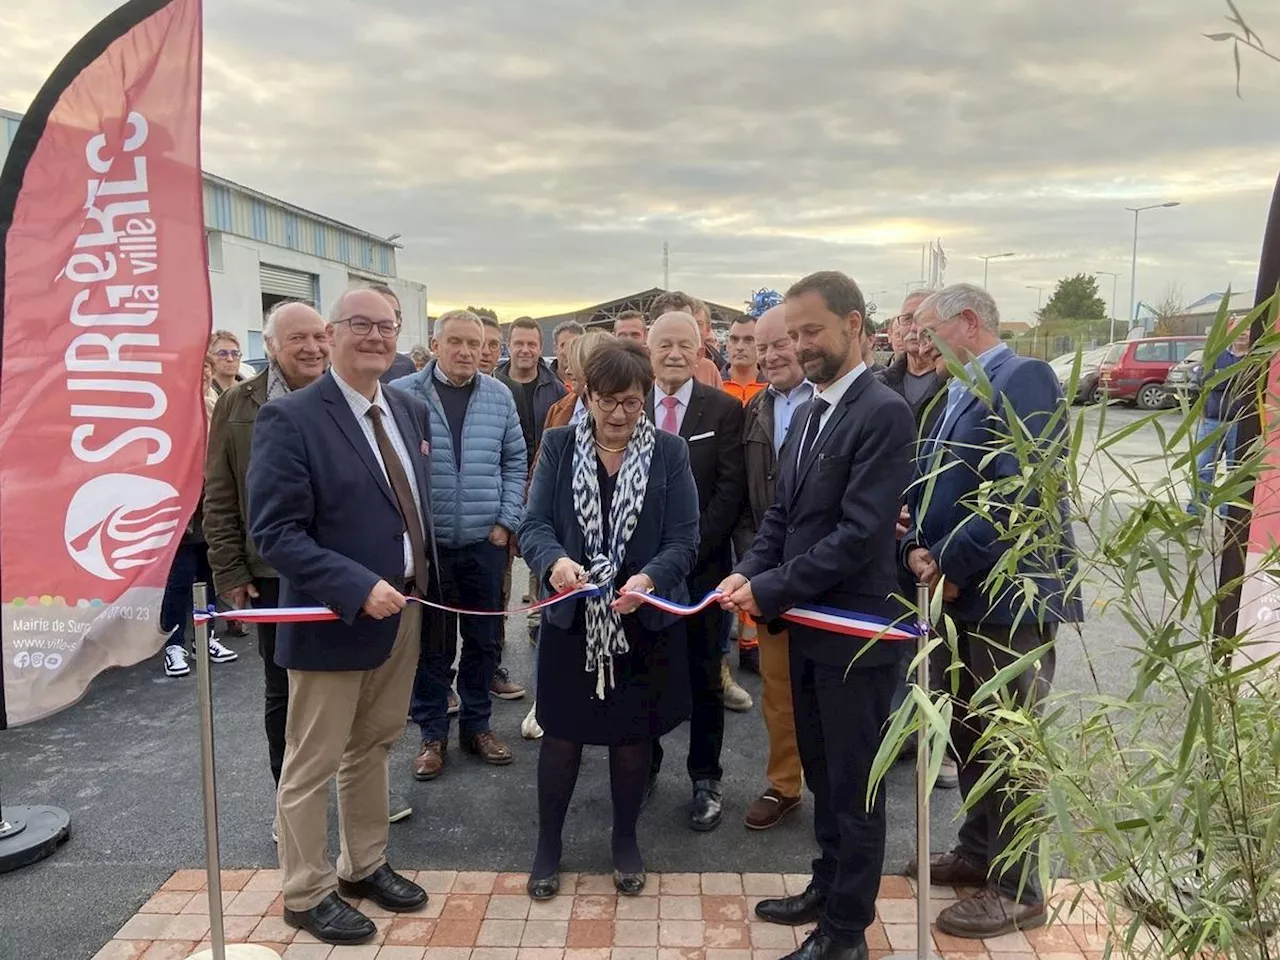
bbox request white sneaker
[207,635,239,664]
[163,645,191,677]
[521,703,544,740]
[935,755,960,790]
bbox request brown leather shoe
[744,788,801,830]
[462,730,514,765]
[935,887,1046,939]
[413,740,446,781]
[905,850,988,886]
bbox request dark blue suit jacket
[518,427,700,632]
[736,371,915,670]
[247,372,440,671]
[903,348,1083,626]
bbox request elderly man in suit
[646,310,746,831]
[248,288,439,946]
[901,283,1081,940]
[720,271,914,960]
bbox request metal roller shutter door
[259,263,317,301]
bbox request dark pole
[1214,171,1280,639]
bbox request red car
[1098,335,1206,409]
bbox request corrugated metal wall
[200,179,399,277]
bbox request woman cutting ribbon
[518,340,700,899]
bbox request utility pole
[662,242,669,290]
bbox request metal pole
[982,259,989,290]
[193,582,226,960]
[1128,208,1140,331]
[662,242,669,290]
[887,582,940,960]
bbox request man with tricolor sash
[720,271,914,960]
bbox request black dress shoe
[755,885,826,925]
[690,779,723,831]
[613,869,647,896]
[283,892,376,945]
[337,863,427,913]
[526,873,560,901]
[782,930,867,960]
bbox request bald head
[327,288,400,393]
[650,311,701,344]
[265,301,329,388]
[755,304,804,392]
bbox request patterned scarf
[571,412,656,699]
[266,361,293,403]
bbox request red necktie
[660,395,680,434]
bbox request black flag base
[0,803,70,873]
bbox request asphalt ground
[0,403,1173,960]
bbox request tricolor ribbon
[196,586,920,642]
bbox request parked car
[1048,347,1109,404]
[1098,335,1206,409]
[1162,348,1205,402]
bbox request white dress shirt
[653,378,696,435]
[796,362,867,465]
[331,369,426,577]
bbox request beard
[798,333,851,385]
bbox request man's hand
[549,557,589,593]
[362,579,407,619]
[942,580,960,602]
[715,574,748,610]
[612,574,655,615]
[223,582,259,611]
[907,547,940,588]
[895,505,911,539]
[723,577,762,618]
[488,525,510,548]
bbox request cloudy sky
[2,0,1278,322]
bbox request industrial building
[1,107,429,358]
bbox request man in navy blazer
[901,283,1081,940]
[721,272,914,960]
[248,289,439,947]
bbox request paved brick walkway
[89,869,1113,960]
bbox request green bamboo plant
[871,295,1280,959]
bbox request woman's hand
[549,557,589,593]
[611,574,655,614]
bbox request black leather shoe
[283,892,376,945]
[690,779,723,832]
[527,873,560,901]
[782,930,867,960]
[338,863,427,913]
[755,885,826,926]
[614,870,647,896]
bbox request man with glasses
[370,283,417,383]
[901,283,1080,940]
[478,315,504,376]
[248,288,439,946]
[392,310,528,779]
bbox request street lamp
[980,252,1016,289]
[1125,201,1180,328]
[1095,270,1121,343]
[1025,284,1045,309]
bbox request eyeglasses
[892,313,915,326]
[595,396,644,414]
[214,348,242,359]
[337,316,402,338]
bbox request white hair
[264,298,317,340]
[917,283,1000,333]
[649,311,701,344]
[435,308,484,335]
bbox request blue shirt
[938,342,1010,436]
[769,381,815,455]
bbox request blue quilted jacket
[390,362,528,548]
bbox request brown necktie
[367,405,429,590]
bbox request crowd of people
[170,272,1079,960]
